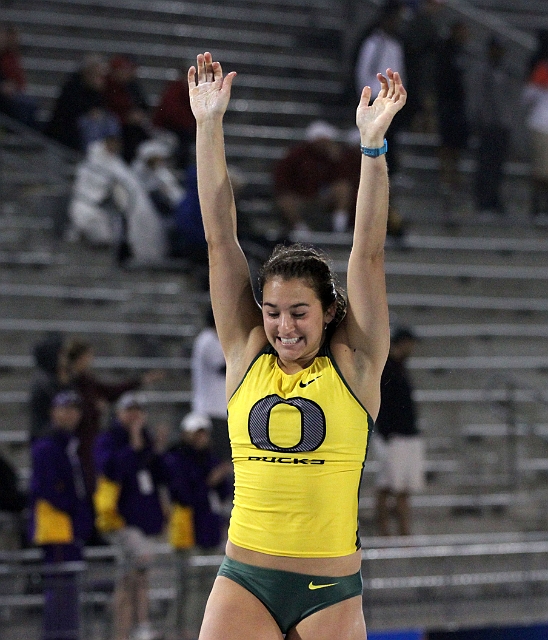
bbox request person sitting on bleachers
[131,139,185,219]
[273,120,355,233]
[152,67,196,170]
[104,55,152,164]
[0,24,39,129]
[66,126,167,263]
[46,53,109,151]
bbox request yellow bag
[169,504,195,549]
[33,499,74,545]
[93,476,125,532]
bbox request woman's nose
[279,313,293,332]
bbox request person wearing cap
[374,325,425,536]
[273,119,356,233]
[163,412,233,639]
[93,392,165,640]
[29,390,93,640]
[131,139,185,219]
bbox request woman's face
[262,277,334,369]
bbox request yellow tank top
[227,343,373,558]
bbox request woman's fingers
[196,53,206,84]
[377,72,388,99]
[188,65,196,90]
[192,52,226,86]
[360,84,372,107]
[205,51,214,82]
[213,60,223,82]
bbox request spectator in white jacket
[67,132,166,263]
[131,139,185,219]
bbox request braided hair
[258,244,347,337]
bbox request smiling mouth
[278,337,300,345]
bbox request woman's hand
[188,52,237,124]
[356,69,407,148]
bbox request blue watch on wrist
[360,139,388,158]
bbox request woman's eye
[292,313,305,319]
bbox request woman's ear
[324,303,337,325]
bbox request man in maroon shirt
[273,120,356,233]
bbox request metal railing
[1,534,547,638]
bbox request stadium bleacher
[1,0,548,637]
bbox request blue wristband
[360,139,388,158]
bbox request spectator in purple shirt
[163,412,233,640]
[93,392,165,640]
[29,390,93,640]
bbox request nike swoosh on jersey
[308,581,339,590]
[299,375,322,388]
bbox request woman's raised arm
[343,70,407,373]
[189,53,263,365]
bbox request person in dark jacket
[64,337,162,498]
[435,21,470,201]
[46,54,109,151]
[93,392,164,640]
[375,326,425,536]
[29,390,93,640]
[163,412,233,640]
[28,333,69,442]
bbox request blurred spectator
[104,55,151,164]
[401,0,443,133]
[66,128,124,249]
[350,2,408,243]
[523,29,548,225]
[29,391,94,640]
[152,68,195,169]
[374,326,425,536]
[472,37,513,218]
[93,393,164,640]
[77,106,121,150]
[66,133,167,263]
[352,0,406,175]
[29,333,70,442]
[0,450,27,549]
[273,120,354,233]
[190,307,230,462]
[435,21,470,200]
[170,165,210,287]
[131,139,185,219]
[63,338,163,498]
[0,24,39,128]
[163,412,233,640]
[46,54,108,151]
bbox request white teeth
[280,337,299,345]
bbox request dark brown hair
[64,338,93,365]
[258,243,347,335]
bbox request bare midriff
[225,540,362,577]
